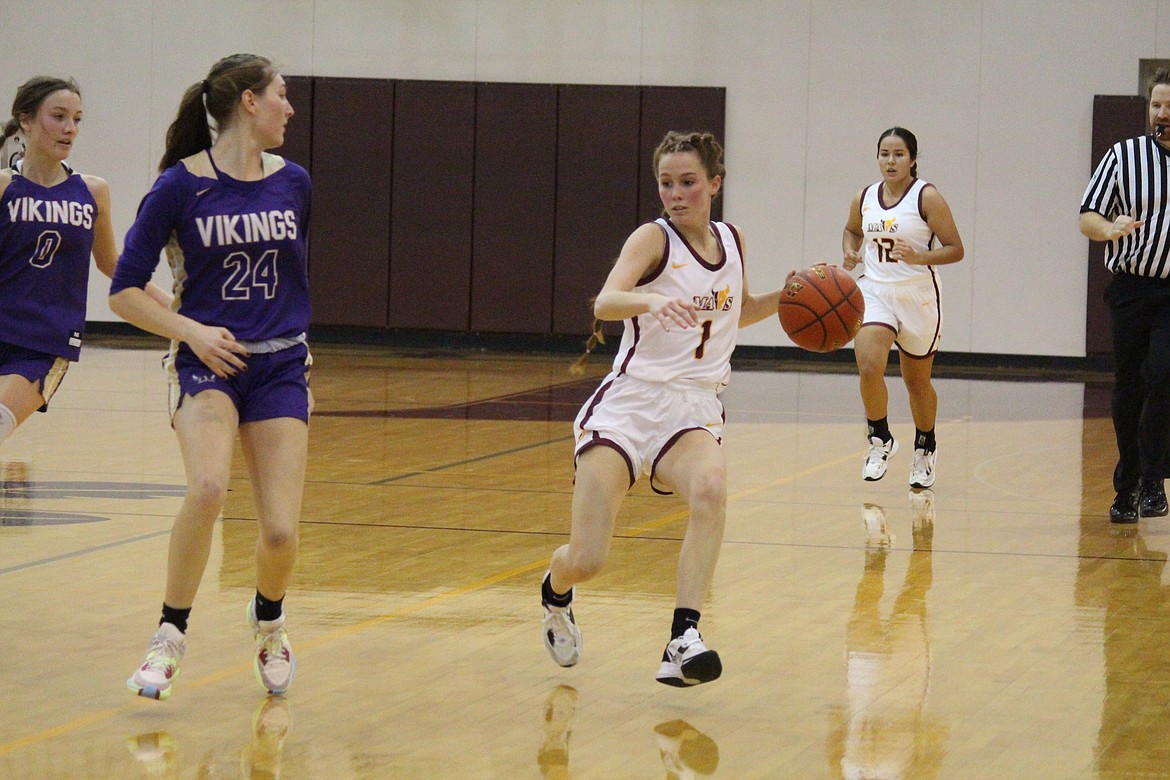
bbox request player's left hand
[888,237,921,264]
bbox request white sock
[0,403,15,444]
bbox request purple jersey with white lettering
[0,167,96,360]
[111,150,311,343]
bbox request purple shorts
[170,343,311,423]
[0,341,69,412]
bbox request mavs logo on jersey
[865,217,898,234]
[693,285,734,312]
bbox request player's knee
[903,373,934,397]
[686,470,727,516]
[259,523,298,554]
[564,547,606,582]
[856,354,886,379]
[183,474,229,514]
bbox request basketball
[777,264,864,352]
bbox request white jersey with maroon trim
[610,217,744,388]
[860,178,937,284]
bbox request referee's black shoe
[1139,478,1168,518]
[1110,488,1139,524]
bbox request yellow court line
[0,447,861,755]
[622,448,862,537]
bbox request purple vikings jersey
[0,166,96,360]
[111,151,311,345]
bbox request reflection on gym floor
[0,344,1164,777]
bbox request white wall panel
[474,0,643,83]
[0,0,1162,357]
[972,0,1154,356]
[312,0,479,79]
[803,1,981,352]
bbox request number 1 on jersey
[693,319,713,359]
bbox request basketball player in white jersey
[842,127,964,489]
[540,131,783,687]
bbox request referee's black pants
[1106,271,1170,492]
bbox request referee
[1080,67,1170,523]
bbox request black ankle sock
[542,573,573,608]
[160,603,191,634]
[915,428,936,453]
[867,417,891,443]
[671,608,701,639]
[254,590,284,622]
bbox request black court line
[371,435,574,485]
[0,528,173,575]
[313,376,598,421]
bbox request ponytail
[158,82,213,172]
[159,53,276,173]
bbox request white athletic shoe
[127,622,186,701]
[542,600,582,667]
[862,436,898,481]
[655,627,722,687]
[248,600,296,695]
[909,448,937,489]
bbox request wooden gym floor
[0,340,1161,779]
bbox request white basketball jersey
[611,218,744,387]
[860,178,937,284]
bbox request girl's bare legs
[239,417,308,602]
[854,325,897,421]
[166,391,239,608]
[653,431,727,611]
[548,445,630,594]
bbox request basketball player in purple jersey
[541,131,784,686]
[112,54,311,701]
[0,77,169,447]
[842,127,964,490]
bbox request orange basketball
[778,264,865,352]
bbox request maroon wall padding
[280,76,313,174]
[638,87,727,224]
[552,85,641,336]
[308,78,394,327]
[471,82,558,333]
[389,81,476,330]
[1087,95,1147,356]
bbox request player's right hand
[842,249,861,271]
[649,295,700,332]
[184,322,249,378]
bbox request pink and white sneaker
[127,622,185,700]
[248,599,296,695]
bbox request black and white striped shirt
[1081,134,1170,278]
